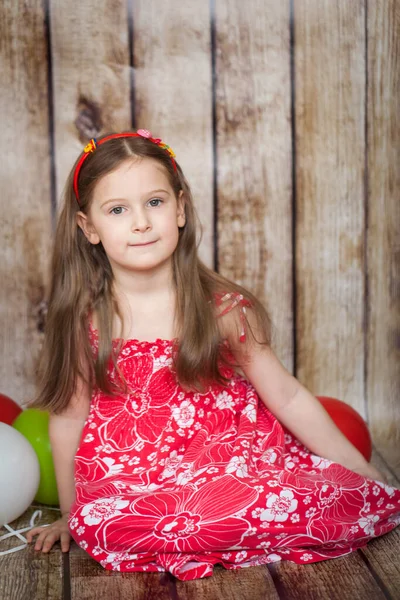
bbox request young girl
[26,129,400,581]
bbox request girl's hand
[26,513,71,553]
[350,463,388,484]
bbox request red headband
[73,129,177,204]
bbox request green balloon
[12,409,59,506]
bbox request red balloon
[0,393,23,426]
[316,396,372,461]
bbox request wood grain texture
[214,0,293,370]
[49,0,132,202]
[365,0,400,477]
[175,564,279,600]
[0,0,52,406]
[0,506,62,600]
[294,1,366,415]
[267,552,387,600]
[69,543,175,599]
[69,542,279,600]
[360,527,400,600]
[132,0,214,268]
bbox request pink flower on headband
[137,129,162,143]
[137,129,152,138]
[136,129,175,158]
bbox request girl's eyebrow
[100,189,170,208]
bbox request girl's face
[76,157,186,275]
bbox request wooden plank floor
[1,449,399,600]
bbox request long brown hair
[30,132,273,413]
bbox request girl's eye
[109,199,162,214]
[148,198,163,207]
[110,206,125,215]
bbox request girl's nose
[131,211,151,232]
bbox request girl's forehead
[93,157,172,199]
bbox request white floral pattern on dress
[260,490,298,523]
[81,498,130,525]
[172,401,196,428]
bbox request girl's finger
[60,532,71,553]
[34,530,57,551]
[33,531,46,549]
[40,533,58,553]
[42,541,54,553]
[26,527,45,542]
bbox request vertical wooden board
[175,564,279,600]
[0,0,52,406]
[132,0,214,267]
[0,506,63,600]
[50,0,132,202]
[215,0,293,369]
[69,544,174,599]
[267,553,386,600]
[294,1,366,415]
[366,0,400,476]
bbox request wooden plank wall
[0,0,53,404]
[0,0,398,475]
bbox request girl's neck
[112,263,176,300]
[103,265,178,341]
[113,288,177,342]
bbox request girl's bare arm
[49,410,88,516]
[50,371,91,514]
[274,384,366,467]
[223,306,385,481]
[27,377,90,552]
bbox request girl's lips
[130,241,157,247]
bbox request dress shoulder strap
[214,291,252,343]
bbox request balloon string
[2,524,28,543]
[0,510,51,556]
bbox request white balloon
[0,423,40,526]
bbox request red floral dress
[68,292,400,581]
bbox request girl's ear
[76,211,101,245]
[177,190,186,228]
